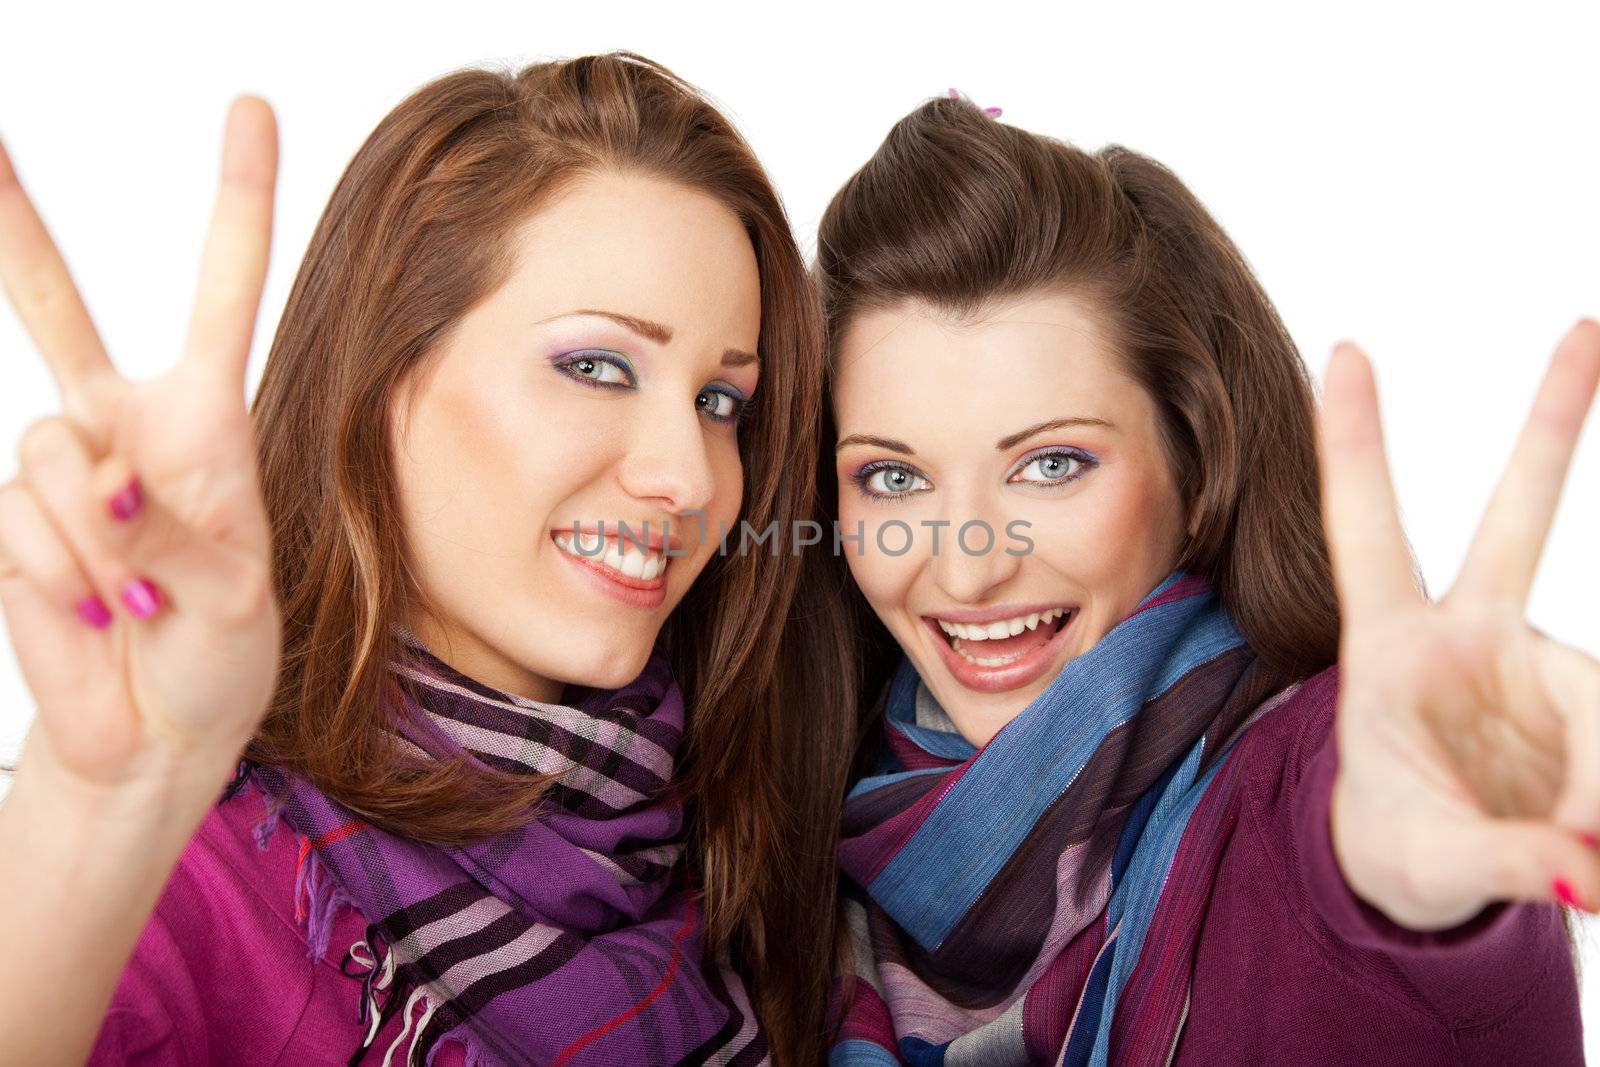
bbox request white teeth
[950,637,1028,667]
[554,532,667,583]
[935,608,1073,642]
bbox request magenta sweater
[86,790,468,1065]
[86,669,1580,1063]
[1172,668,1581,1064]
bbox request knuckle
[215,558,276,626]
[17,416,82,474]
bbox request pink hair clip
[948,87,1002,118]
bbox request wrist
[4,727,237,859]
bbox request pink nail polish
[120,578,161,620]
[108,477,143,522]
[1580,832,1600,851]
[75,595,112,629]
[1553,878,1587,910]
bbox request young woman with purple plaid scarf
[814,95,1592,1065]
[0,55,857,1065]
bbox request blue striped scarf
[832,573,1294,1066]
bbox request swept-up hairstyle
[814,95,1340,709]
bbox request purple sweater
[87,670,1580,1063]
[1173,668,1581,1064]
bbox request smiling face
[833,290,1192,745]
[390,170,760,702]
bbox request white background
[2,0,1597,1056]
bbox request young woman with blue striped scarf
[814,93,1592,1065]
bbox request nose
[615,398,719,515]
[927,487,1022,603]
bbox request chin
[558,641,653,691]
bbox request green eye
[697,387,747,425]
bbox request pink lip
[920,610,1077,694]
[553,534,668,609]
[554,523,685,553]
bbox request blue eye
[1007,448,1095,486]
[852,461,931,500]
[697,386,748,425]
[555,351,635,388]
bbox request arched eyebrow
[538,308,758,367]
[994,417,1114,451]
[835,433,914,454]
[836,417,1114,455]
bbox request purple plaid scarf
[248,635,767,1066]
[832,574,1296,1066]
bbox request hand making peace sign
[1321,321,1600,929]
[0,98,283,796]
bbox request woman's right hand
[0,96,282,797]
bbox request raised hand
[0,97,282,795]
[1320,320,1600,929]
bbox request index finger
[1317,341,1424,624]
[0,134,115,413]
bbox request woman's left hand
[1320,318,1600,930]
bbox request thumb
[1459,819,1600,912]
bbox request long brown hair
[248,53,854,1062]
[814,94,1341,708]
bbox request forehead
[496,169,761,339]
[832,291,1148,433]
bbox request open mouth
[935,607,1074,666]
[921,605,1078,693]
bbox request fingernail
[108,477,143,522]
[1579,832,1600,851]
[120,578,161,620]
[74,595,112,629]
[1553,877,1589,911]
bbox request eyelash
[849,461,931,503]
[554,350,751,426]
[848,447,1098,502]
[1007,447,1097,486]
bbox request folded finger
[18,416,270,626]
[0,478,108,630]
[16,417,166,620]
[1534,638,1600,837]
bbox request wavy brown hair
[246,53,854,1062]
[813,95,1341,710]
